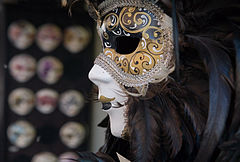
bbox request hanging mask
[59,122,86,149]
[8,88,35,116]
[58,152,79,162]
[36,89,59,114]
[9,54,36,83]
[63,25,91,53]
[37,56,63,85]
[7,120,36,148]
[93,0,174,96]
[59,90,85,117]
[36,24,62,52]
[32,152,58,162]
[8,20,36,50]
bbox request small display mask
[7,120,36,148]
[36,89,58,114]
[8,20,36,50]
[37,56,63,84]
[32,152,57,162]
[8,88,35,116]
[58,152,79,162]
[63,25,91,53]
[9,54,36,83]
[36,24,62,52]
[59,90,85,117]
[59,122,86,149]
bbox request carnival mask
[7,120,36,148]
[32,152,57,162]
[59,122,86,149]
[37,56,63,85]
[36,89,59,114]
[64,26,91,53]
[9,54,36,83]
[36,24,62,52]
[8,20,36,50]
[89,0,174,138]
[94,0,174,96]
[8,88,35,116]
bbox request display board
[1,1,94,162]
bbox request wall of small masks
[3,2,94,162]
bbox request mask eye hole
[116,36,140,54]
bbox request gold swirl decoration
[120,7,151,33]
[129,51,155,75]
[102,6,171,75]
[104,13,120,31]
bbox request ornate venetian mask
[89,0,174,138]
[94,0,174,96]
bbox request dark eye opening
[116,36,140,54]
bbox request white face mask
[89,64,128,138]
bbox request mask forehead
[102,7,157,37]
[99,6,173,76]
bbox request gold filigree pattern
[95,0,174,96]
[102,6,171,75]
[120,7,151,33]
[104,13,120,31]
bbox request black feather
[128,97,161,162]
[97,115,109,128]
[155,94,183,158]
[186,36,233,162]
[127,79,207,161]
[214,32,240,162]
[76,152,99,162]
[228,33,240,137]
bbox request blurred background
[0,0,106,161]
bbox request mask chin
[88,64,128,138]
[104,105,128,138]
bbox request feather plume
[186,35,233,162]
[128,97,162,162]
[228,33,240,137]
[155,94,183,158]
[127,79,207,161]
[169,82,207,135]
[213,32,240,162]
[97,121,132,161]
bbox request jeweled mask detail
[100,6,173,75]
[94,1,174,95]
